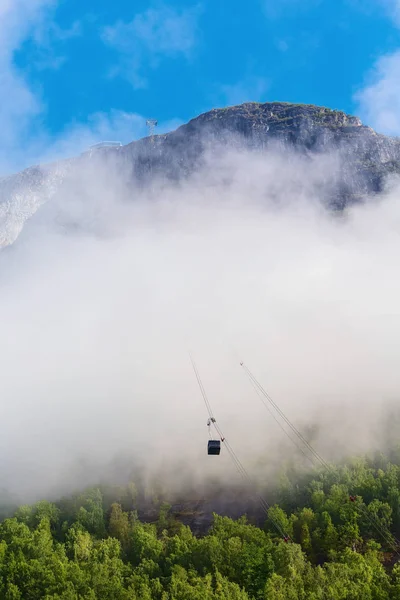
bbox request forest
[2,450,400,598]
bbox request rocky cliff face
[1,101,400,246]
[121,102,400,205]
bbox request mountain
[1,101,400,247]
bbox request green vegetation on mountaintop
[194,101,359,126]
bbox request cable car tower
[146,119,158,144]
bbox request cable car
[208,440,221,455]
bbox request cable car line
[242,363,331,471]
[188,352,290,541]
[189,351,215,421]
[246,373,315,468]
[241,361,399,554]
[240,361,400,558]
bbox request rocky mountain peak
[0,101,399,247]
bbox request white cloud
[355,50,400,135]
[29,111,183,168]
[30,19,83,71]
[3,146,400,500]
[381,0,400,26]
[217,76,269,107]
[38,110,153,163]
[0,0,55,171]
[0,0,85,171]
[0,1,181,175]
[353,0,400,135]
[102,5,201,88]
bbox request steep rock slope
[121,102,400,203]
[1,101,400,246]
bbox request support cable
[189,352,290,541]
[240,361,400,557]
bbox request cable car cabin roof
[208,440,221,455]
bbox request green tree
[76,489,105,538]
[108,503,129,549]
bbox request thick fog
[1,143,400,505]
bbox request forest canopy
[2,451,400,598]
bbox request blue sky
[2,0,400,173]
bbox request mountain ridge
[1,101,400,247]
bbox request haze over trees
[0,451,400,598]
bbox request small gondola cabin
[208,440,221,455]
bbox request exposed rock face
[120,102,400,207]
[1,101,400,246]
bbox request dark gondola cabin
[208,440,221,455]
